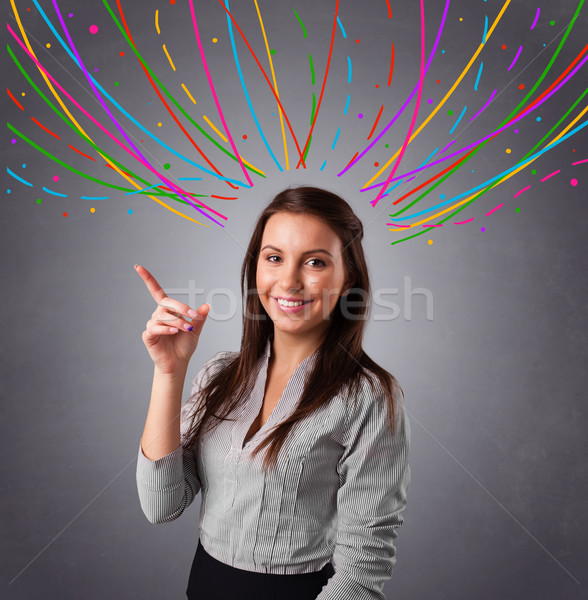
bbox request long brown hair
[182,185,403,473]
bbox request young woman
[135,186,411,600]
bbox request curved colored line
[296,0,340,168]
[332,127,341,150]
[483,14,488,43]
[449,106,467,134]
[540,170,560,181]
[338,0,450,176]
[7,87,24,110]
[367,105,384,140]
[485,203,503,216]
[7,167,33,186]
[344,93,350,115]
[530,7,540,30]
[337,16,347,38]
[292,8,307,38]
[42,187,67,197]
[468,89,496,122]
[155,9,160,35]
[507,45,523,71]
[474,62,483,91]
[372,0,426,204]
[309,54,315,85]
[513,185,531,198]
[162,43,176,71]
[385,0,392,19]
[387,41,395,86]
[347,56,352,83]
[359,0,510,187]
[253,0,289,170]
[30,116,60,139]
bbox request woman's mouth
[272,297,313,313]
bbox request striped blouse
[136,338,411,600]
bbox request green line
[388,0,585,242]
[308,54,315,85]
[522,87,588,159]
[292,8,307,38]
[303,134,312,163]
[310,92,316,126]
[101,0,264,179]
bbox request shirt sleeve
[135,352,226,524]
[315,383,411,600]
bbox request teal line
[7,167,33,186]
[482,15,488,44]
[80,196,109,200]
[332,127,341,149]
[474,62,483,91]
[347,56,352,83]
[344,94,350,115]
[449,105,467,134]
[42,187,67,197]
[337,16,347,38]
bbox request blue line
[482,15,488,44]
[332,127,341,150]
[80,196,109,200]
[344,94,350,115]
[391,119,588,219]
[125,184,160,195]
[474,62,483,91]
[347,56,352,83]
[320,160,327,171]
[42,186,67,197]
[449,105,467,134]
[337,16,347,38]
[178,177,203,181]
[7,167,33,186]
[31,0,249,186]
[381,180,403,197]
[225,0,283,171]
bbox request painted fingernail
[184,323,193,331]
[187,309,197,317]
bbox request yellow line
[365,0,511,191]
[254,0,289,170]
[203,114,228,142]
[155,10,160,35]
[9,0,210,227]
[388,103,588,232]
[162,44,176,71]
[181,83,197,104]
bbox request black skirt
[186,538,335,600]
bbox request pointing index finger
[134,264,167,304]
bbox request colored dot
[447,109,453,116]
[6,189,11,194]
[549,20,555,26]
[163,163,171,170]
[459,17,463,21]
[157,122,162,127]
[441,49,445,53]
[90,207,96,213]
[120,51,125,57]
[570,178,578,186]
[436,79,440,84]
[358,113,363,119]
[22,163,26,168]
[140,140,144,143]
[480,226,485,232]
[514,129,519,133]
[94,68,98,72]
[506,148,511,154]
[270,49,276,55]
[68,13,73,18]
[11,139,16,144]
[375,84,379,88]
[440,194,445,199]
[89,24,98,34]
[501,44,507,50]
[272,112,275,116]
[46,43,51,48]
[36,198,42,204]
[531,169,536,175]
[128,209,133,214]
[573,149,575,152]
[374,162,379,167]
[27,7,30,10]
[515,207,520,213]
[53,175,59,182]
[21,92,25,97]
[355,39,360,43]
[536,116,541,121]
[427,240,433,245]
[114,82,119,86]
[427,98,433,104]
[147,102,151,105]
[212,38,218,43]
[518,84,525,90]
[170,0,176,4]
[384,144,389,148]
[242,134,248,140]
[63,212,68,217]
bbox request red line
[296,0,340,169]
[385,0,392,19]
[344,152,359,170]
[7,88,24,110]
[30,116,60,139]
[217,0,306,168]
[116,0,238,189]
[68,144,97,161]
[367,105,384,140]
[105,163,134,177]
[387,42,395,86]
[210,195,238,199]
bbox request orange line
[30,116,60,139]
[68,144,97,161]
[367,105,384,140]
[7,88,24,110]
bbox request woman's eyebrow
[261,244,333,257]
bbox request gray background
[2,0,587,598]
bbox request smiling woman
[136,185,411,600]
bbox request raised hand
[135,264,210,375]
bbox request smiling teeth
[277,298,306,307]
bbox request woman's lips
[272,297,313,313]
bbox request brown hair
[182,185,403,473]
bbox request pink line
[507,45,523,71]
[540,169,560,181]
[468,89,496,122]
[423,224,443,228]
[371,0,426,206]
[187,0,253,188]
[454,218,475,224]
[514,184,531,198]
[485,202,503,216]
[530,8,540,30]
[572,158,588,165]
[6,22,226,226]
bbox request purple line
[360,50,588,191]
[337,0,451,176]
[507,45,523,71]
[513,185,531,198]
[468,89,496,122]
[540,170,560,182]
[439,140,457,155]
[530,8,540,30]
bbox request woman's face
[256,212,352,337]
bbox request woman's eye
[266,255,325,267]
